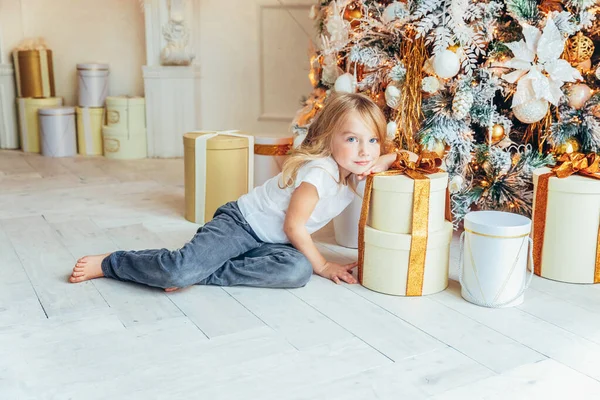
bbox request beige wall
[0,0,146,105]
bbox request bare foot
[164,287,179,293]
[69,253,110,283]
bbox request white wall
[0,0,146,105]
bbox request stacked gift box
[75,63,109,156]
[102,96,147,159]
[12,42,64,153]
[359,153,452,296]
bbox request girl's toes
[69,275,84,283]
[71,271,85,277]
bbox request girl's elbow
[283,221,301,238]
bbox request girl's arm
[356,150,418,180]
[284,183,357,284]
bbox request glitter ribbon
[533,152,600,282]
[358,151,447,296]
[253,143,291,156]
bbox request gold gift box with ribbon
[13,49,55,98]
[358,151,452,296]
[533,152,600,284]
[184,131,254,225]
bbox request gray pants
[101,202,313,289]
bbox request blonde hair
[281,92,389,189]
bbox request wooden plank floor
[1,149,600,399]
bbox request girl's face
[330,111,381,178]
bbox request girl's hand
[317,261,358,284]
[356,150,419,181]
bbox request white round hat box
[38,106,77,157]
[460,211,533,308]
[253,134,292,188]
[77,63,109,107]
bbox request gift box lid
[364,220,453,250]
[76,106,104,115]
[253,134,293,146]
[19,97,63,106]
[464,210,531,238]
[372,171,448,193]
[39,106,75,116]
[77,63,109,71]
[183,132,249,150]
[106,96,145,106]
[533,167,600,194]
[14,49,52,58]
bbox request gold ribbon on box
[533,152,600,283]
[358,151,451,296]
[253,143,292,156]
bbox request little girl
[69,93,398,289]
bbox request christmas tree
[293,0,600,224]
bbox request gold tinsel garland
[396,34,426,153]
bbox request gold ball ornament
[490,124,505,142]
[554,137,581,156]
[564,32,595,66]
[343,4,363,28]
[430,140,446,157]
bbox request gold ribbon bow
[358,150,450,296]
[533,152,600,282]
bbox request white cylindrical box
[253,134,292,188]
[38,106,77,157]
[17,97,64,153]
[333,179,366,248]
[369,172,448,234]
[460,211,533,308]
[76,106,104,155]
[77,63,109,107]
[0,64,19,149]
[102,125,147,160]
[362,221,452,296]
[105,96,146,132]
[533,168,600,284]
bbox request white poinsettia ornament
[500,18,583,108]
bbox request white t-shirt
[237,156,355,243]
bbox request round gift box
[533,167,600,284]
[184,132,250,224]
[461,211,532,307]
[77,63,109,107]
[105,96,146,131]
[333,179,366,248]
[369,172,448,234]
[362,220,452,296]
[38,106,77,157]
[76,106,104,156]
[252,134,292,188]
[17,97,63,153]
[102,125,147,160]
[13,49,55,98]
[0,64,19,149]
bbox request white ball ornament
[568,84,593,110]
[386,121,397,139]
[382,2,408,24]
[432,50,460,79]
[513,99,549,124]
[334,73,356,93]
[385,84,401,109]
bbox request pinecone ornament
[452,88,474,120]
